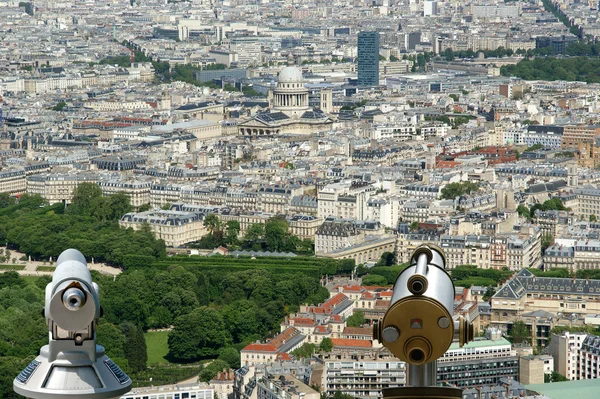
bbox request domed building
[238,66,333,136]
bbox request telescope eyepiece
[62,287,86,311]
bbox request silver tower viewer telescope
[14,249,132,399]
[373,244,474,399]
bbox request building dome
[278,66,303,83]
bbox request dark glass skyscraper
[357,31,380,86]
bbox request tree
[52,101,67,111]
[168,307,232,360]
[203,214,221,234]
[243,223,264,246]
[409,221,419,231]
[377,252,396,266]
[590,214,597,223]
[265,217,290,252]
[545,371,568,382]
[218,347,241,369]
[0,193,15,209]
[291,343,316,358]
[346,311,366,327]
[440,182,479,200]
[138,203,152,212]
[362,274,388,286]
[509,320,529,344]
[320,337,333,352]
[69,182,103,215]
[541,234,554,254]
[199,359,230,382]
[483,287,496,301]
[517,205,530,219]
[225,220,241,246]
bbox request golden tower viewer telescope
[373,244,474,399]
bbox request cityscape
[2,0,600,398]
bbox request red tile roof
[375,300,391,308]
[314,325,330,334]
[292,317,316,325]
[276,352,292,361]
[342,285,364,292]
[343,327,372,336]
[242,343,278,353]
[331,338,372,348]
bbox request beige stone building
[492,269,600,331]
[120,209,208,247]
[27,173,99,205]
[210,369,235,399]
[0,170,26,195]
[519,355,550,385]
[99,180,152,208]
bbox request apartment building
[562,125,600,148]
[211,369,235,399]
[0,169,26,195]
[120,383,213,399]
[119,209,207,247]
[579,335,600,379]
[320,351,406,399]
[533,210,572,236]
[150,184,182,207]
[27,173,98,205]
[492,269,600,327]
[318,181,375,220]
[519,355,553,385]
[543,239,600,272]
[257,374,318,399]
[257,185,300,214]
[548,331,587,380]
[564,187,600,219]
[315,219,363,254]
[437,332,518,388]
[99,180,151,207]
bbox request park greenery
[440,181,479,200]
[500,57,600,83]
[193,214,314,254]
[0,249,354,395]
[0,188,165,266]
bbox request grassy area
[0,264,25,270]
[36,266,56,272]
[22,276,43,285]
[145,331,170,366]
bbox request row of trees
[440,47,552,62]
[195,214,314,254]
[0,186,165,266]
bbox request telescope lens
[63,288,86,311]
[409,349,424,362]
[412,281,423,293]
